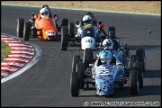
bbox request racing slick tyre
[72,55,82,72]
[76,63,85,89]
[108,26,116,37]
[129,70,139,95]
[17,18,24,38]
[133,61,143,88]
[83,48,93,66]
[23,22,31,41]
[70,72,80,97]
[61,18,68,27]
[136,48,146,72]
[68,22,75,37]
[128,55,136,70]
[61,26,68,50]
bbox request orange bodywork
[34,14,58,40]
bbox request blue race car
[70,43,145,97]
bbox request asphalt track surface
[1,5,161,107]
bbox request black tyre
[76,63,85,89]
[61,18,68,27]
[70,72,80,97]
[136,48,146,72]
[61,26,68,50]
[128,55,136,70]
[133,61,143,88]
[83,48,93,65]
[17,18,24,38]
[108,26,116,37]
[130,70,139,95]
[23,22,31,41]
[72,55,81,72]
[68,22,75,36]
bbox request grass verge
[1,41,11,61]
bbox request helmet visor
[41,11,48,16]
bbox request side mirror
[89,64,94,67]
[98,24,104,29]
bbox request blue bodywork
[91,49,125,96]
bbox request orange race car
[17,5,68,41]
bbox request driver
[39,7,50,20]
[99,38,125,78]
[75,15,99,38]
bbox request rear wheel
[128,55,136,70]
[61,18,68,27]
[130,70,139,95]
[61,26,68,50]
[136,48,146,72]
[83,48,93,66]
[68,22,75,37]
[133,61,143,88]
[70,72,80,97]
[17,18,24,38]
[23,22,31,41]
[108,26,116,37]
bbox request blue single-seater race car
[70,42,146,97]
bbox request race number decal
[85,39,92,43]
[84,24,92,29]
[99,69,111,75]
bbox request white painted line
[1,73,9,77]
[11,50,34,53]
[1,3,161,16]
[10,47,34,50]
[8,55,33,58]
[4,58,29,61]
[9,44,31,47]
[3,40,20,42]
[1,68,18,72]
[11,52,35,55]
[1,62,24,67]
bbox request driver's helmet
[82,15,92,25]
[102,39,114,50]
[40,7,49,18]
[99,50,113,64]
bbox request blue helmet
[99,50,113,64]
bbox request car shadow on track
[126,45,160,51]
[143,70,161,78]
[78,84,161,98]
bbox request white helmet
[82,15,92,24]
[102,39,114,50]
[40,7,49,18]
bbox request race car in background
[60,12,116,51]
[17,5,68,41]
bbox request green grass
[1,41,11,61]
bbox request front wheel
[17,18,24,38]
[72,55,82,72]
[129,70,139,95]
[70,72,80,97]
[23,22,31,41]
[76,63,85,89]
